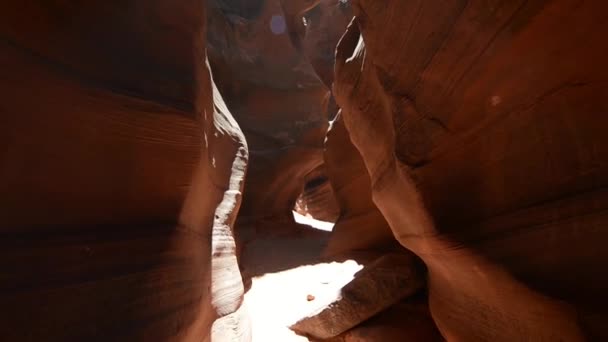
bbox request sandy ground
[242,212,362,341]
[292,212,335,232]
[244,260,363,341]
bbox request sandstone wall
[334,0,608,339]
[0,1,249,340]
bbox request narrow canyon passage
[1,0,608,341]
[204,0,437,339]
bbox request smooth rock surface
[0,1,249,340]
[334,0,608,340]
[323,115,401,257]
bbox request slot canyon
[1,0,607,341]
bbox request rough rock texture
[334,0,608,340]
[290,253,424,339]
[0,1,249,340]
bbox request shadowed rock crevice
[211,0,266,20]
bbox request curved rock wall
[3,0,608,340]
[334,0,608,340]
[0,1,249,340]
[323,115,401,258]
[292,0,402,260]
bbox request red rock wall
[293,0,401,258]
[323,115,401,257]
[334,0,608,340]
[208,0,330,221]
[206,0,340,281]
[300,0,354,89]
[3,0,607,340]
[0,1,249,340]
[294,164,340,222]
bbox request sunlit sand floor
[244,260,363,341]
[243,213,360,341]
